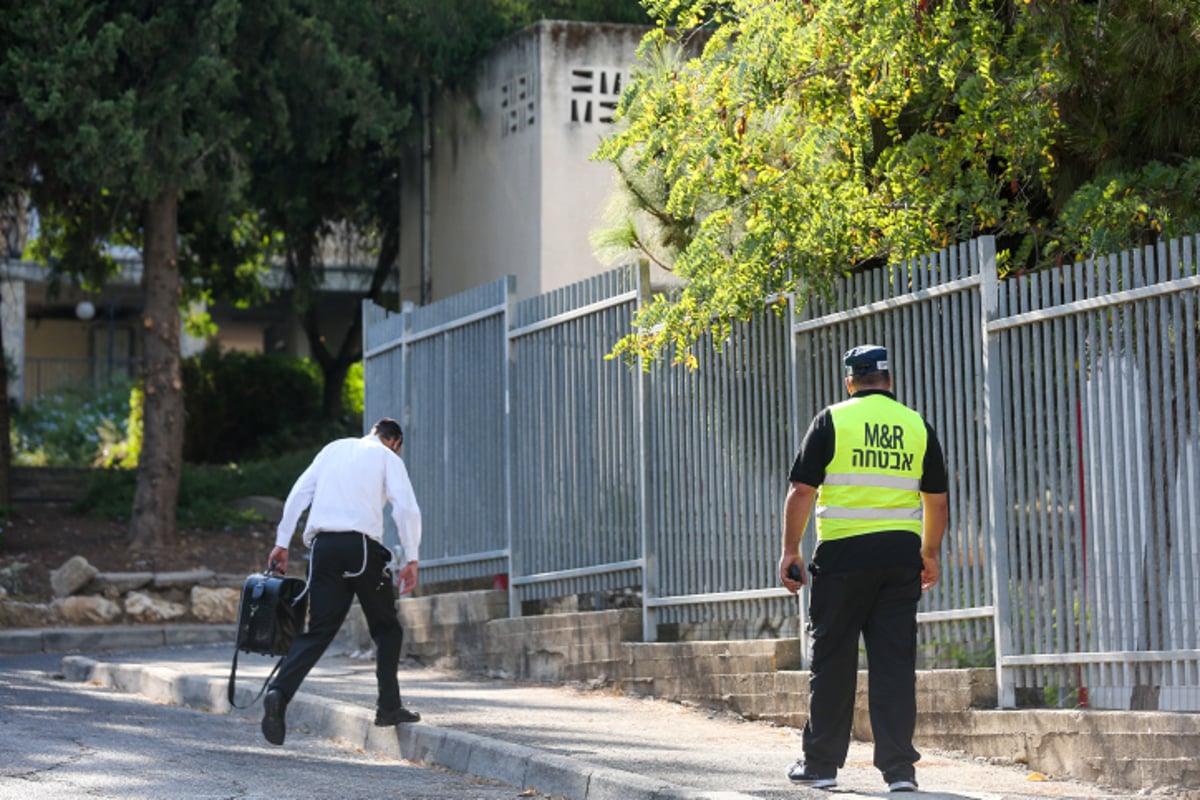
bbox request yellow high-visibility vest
[815,394,927,541]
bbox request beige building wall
[537,23,643,296]
[398,21,648,305]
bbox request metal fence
[363,234,1200,711]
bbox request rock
[55,596,123,625]
[152,570,216,589]
[0,586,7,601]
[124,591,187,623]
[0,600,59,627]
[190,586,239,623]
[50,556,99,598]
[231,495,284,524]
[92,572,154,596]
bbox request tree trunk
[130,188,184,548]
[0,297,11,509]
[296,209,399,422]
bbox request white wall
[397,21,650,305]
[537,22,646,297]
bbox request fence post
[636,261,658,642]
[398,300,415,435]
[502,284,521,620]
[979,236,1015,708]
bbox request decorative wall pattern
[500,74,536,137]
[570,67,625,124]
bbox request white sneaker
[888,779,918,792]
[786,760,837,789]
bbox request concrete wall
[397,21,649,305]
[536,22,645,297]
[386,591,1200,792]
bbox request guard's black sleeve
[920,421,949,493]
[788,408,834,486]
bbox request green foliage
[181,347,349,464]
[97,382,143,469]
[0,0,247,268]
[596,0,1200,364]
[78,448,321,527]
[9,351,352,468]
[11,378,137,467]
[511,0,650,24]
[342,361,365,423]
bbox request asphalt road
[0,653,532,800]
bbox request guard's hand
[921,553,940,591]
[267,546,289,575]
[395,560,419,595]
[779,555,806,594]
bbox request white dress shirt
[275,434,422,563]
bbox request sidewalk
[5,626,1142,800]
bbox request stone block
[50,556,98,598]
[124,591,188,623]
[190,586,239,623]
[92,572,154,595]
[0,600,59,628]
[55,596,122,625]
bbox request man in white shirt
[260,418,422,746]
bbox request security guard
[779,344,948,793]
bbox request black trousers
[802,564,922,782]
[270,532,404,710]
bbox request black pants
[802,564,922,783]
[270,532,404,710]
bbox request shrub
[79,447,322,527]
[11,377,137,466]
[182,347,330,464]
[343,360,364,426]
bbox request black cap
[843,345,889,376]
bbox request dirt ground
[0,502,282,602]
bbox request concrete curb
[59,654,762,800]
[0,624,236,655]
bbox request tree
[0,0,247,546]
[243,0,652,421]
[595,0,1200,365]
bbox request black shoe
[888,779,918,792]
[374,705,421,726]
[786,760,836,789]
[262,689,287,746]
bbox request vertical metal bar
[1013,281,1034,667]
[635,264,656,639]
[789,289,810,666]
[503,281,518,616]
[980,236,1015,707]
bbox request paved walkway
[3,627,1145,800]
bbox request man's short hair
[371,418,403,442]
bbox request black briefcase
[236,570,308,656]
[227,570,308,708]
